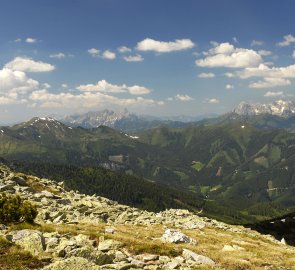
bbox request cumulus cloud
[0,68,39,94]
[77,79,151,95]
[198,72,215,78]
[123,54,144,62]
[102,50,116,60]
[136,38,194,53]
[26,37,37,43]
[61,84,68,88]
[175,94,194,101]
[251,40,264,46]
[88,49,116,60]
[235,63,295,89]
[0,68,40,105]
[43,83,51,89]
[29,89,162,109]
[5,57,55,73]
[225,84,234,89]
[196,42,262,68]
[237,64,295,79]
[258,50,272,56]
[249,77,291,89]
[224,72,235,78]
[204,98,220,104]
[88,48,100,57]
[264,91,284,97]
[14,38,22,43]
[128,85,151,95]
[277,34,295,47]
[118,46,132,53]
[50,53,66,59]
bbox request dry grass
[6,221,295,269]
[0,237,44,270]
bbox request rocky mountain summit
[61,109,139,129]
[0,164,295,269]
[234,100,295,117]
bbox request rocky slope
[0,164,295,269]
[234,100,295,117]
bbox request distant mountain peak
[234,100,295,117]
[61,109,138,129]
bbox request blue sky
[0,0,295,123]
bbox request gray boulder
[43,257,100,270]
[6,229,45,256]
[161,229,196,244]
[182,248,215,265]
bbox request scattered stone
[98,237,124,252]
[182,249,215,266]
[222,244,245,251]
[161,229,196,244]
[105,227,116,234]
[281,238,287,245]
[43,256,100,270]
[6,230,45,256]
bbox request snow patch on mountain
[234,100,295,117]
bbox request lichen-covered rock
[43,257,101,270]
[161,229,196,244]
[98,237,124,251]
[6,229,45,256]
[182,248,215,266]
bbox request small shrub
[0,193,37,224]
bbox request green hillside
[2,117,295,223]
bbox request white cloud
[43,83,51,89]
[224,72,235,78]
[128,85,151,95]
[196,42,262,68]
[264,91,284,97]
[136,38,194,53]
[249,77,291,89]
[293,50,295,59]
[0,68,39,105]
[77,80,126,93]
[123,54,144,62]
[25,37,37,43]
[102,50,116,60]
[29,89,162,109]
[5,57,55,73]
[258,50,272,56]
[204,98,220,104]
[61,84,68,88]
[118,46,132,53]
[233,37,238,43]
[277,34,295,47]
[236,63,295,89]
[175,94,194,101]
[226,84,234,89]
[0,68,39,94]
[77,79,151,95]
[50,52,66,59]
[198,72,215,78]
[237,64,295,79]
[251,40,264,46]
[88,48,100,57]
[14,38,22,43]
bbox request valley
[1,115,295,225]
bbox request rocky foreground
[0,164,295,270]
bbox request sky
[0,0,295,123]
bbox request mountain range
[60,109,214,132]
[2,116,295,224]
[58,100,295,132]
